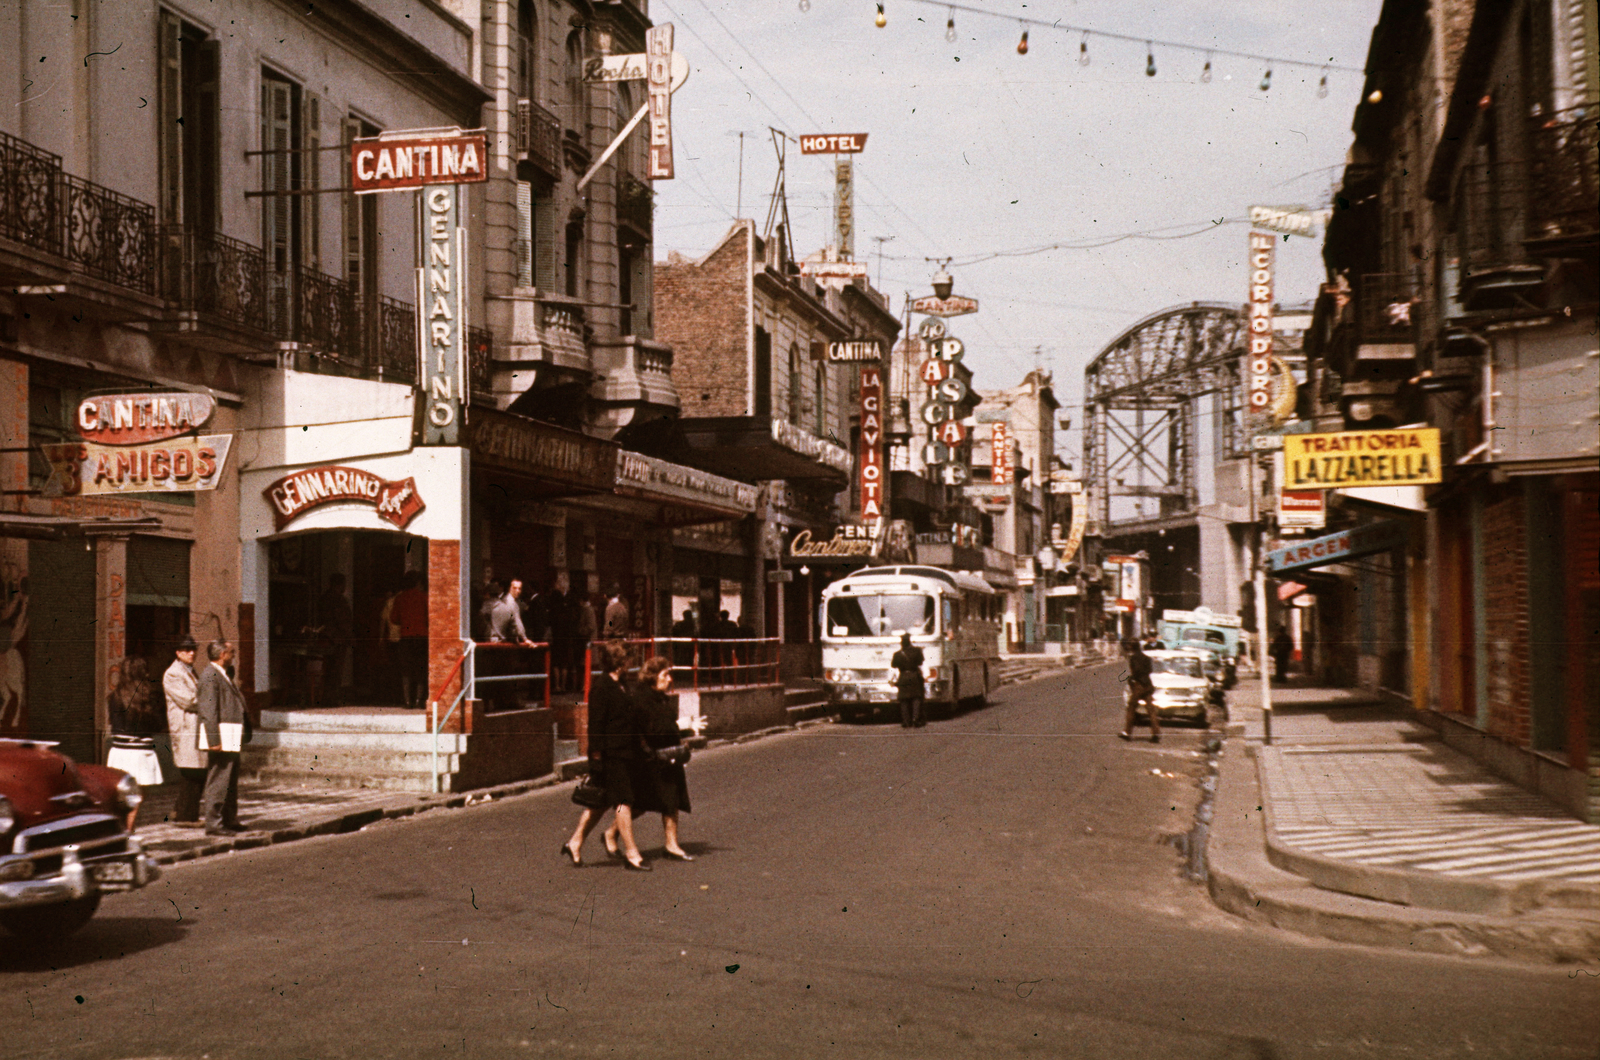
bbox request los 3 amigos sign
[42,391,232,497]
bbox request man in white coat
[162,636,204,826]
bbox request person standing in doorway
[1271,625,1294,685]
[390,571,429,709]
[318,574,354,705]
[603,584,630,639]
[162,637,205,826]
[891,632,926,729]
[670,609,696,669]
[576,589,599,683]
[547,572,578,693]
[197,640,250,836]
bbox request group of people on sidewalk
[477,574,641,699]
[560,642,694,871]
[104,637,254,836]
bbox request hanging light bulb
[1145,42,1156,77]
[875,3,886,28]
[945,9,956,43]
[1259,67,1272,92]
[799,0,810,10]
[1017,26,1029,55]
[1078,31,1091,67]
[1317,66,1329,98]
[1200,52,1212,83]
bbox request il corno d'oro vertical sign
[41,391,232,496]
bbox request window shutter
[516,180,533,287]
[263,78,294,332]
[343,116,363,286]
[534,197,557,290]
[157,11,181,224]
[303,93,322,272]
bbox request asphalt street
[2,664,1596,1059]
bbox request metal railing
[587,637,782,692]
[515,97,562,176]
[1457,108,1600,267]
[467,324,494,401]
[0,130,63,256]
[377,295,419,385]
[159,225,270,333]
[617,171,653,235]
[1351,272,1419,343]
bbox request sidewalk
[1207,677,1600,964]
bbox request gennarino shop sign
[265,465,425,532]
[41,391,231,497]
[1283,428,1442,489]
[415,186,467,445]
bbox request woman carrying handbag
[604,656,694,861]
[561,641,654,871]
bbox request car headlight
[115,773,143,811]
[0,795,13,834]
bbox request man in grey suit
[197,640,250,836]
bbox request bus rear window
[827,594,935,637]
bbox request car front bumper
[0,836,162,909]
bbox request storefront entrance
[266,529,425,707]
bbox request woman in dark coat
[561,641,654,870]
[605,656,694,861]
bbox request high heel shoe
[663,849,695,862]
[603,833,622,859]
[559,843,581,867]
[623,856,652,872]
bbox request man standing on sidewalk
[197,640,250,836]
[162,636,205,826]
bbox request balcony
[0,131,158,308]
[617,172,653,240]
[468,325,494,404]
[156,225,269,351]
[270,266,418,387]
[514,98,562,178]
[590,336,679,433]
[501,292,591,378]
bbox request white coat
[163,658,205,770]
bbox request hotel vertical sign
[859,365,883,521]
[646,24,675,180]
[1246,231,1275,417]
[416,186,467,445]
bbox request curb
[1205,738,1600,965]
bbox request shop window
[754,326,772,417]
[515,0,538,103]
[564,213,585,297]
[343,115,380,319]
[157,12,219,232]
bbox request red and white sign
[912,294,979,317]
[76,391,215,445]
[936,420,966,445]
[646,24,675,179]
[1278,488,1327,529]
[859,366,883,520]
[1246,231,1275,414]
[919,359,950,384]
[800,133,868,154]
[42,435,231,497]
[351,131,487,194]
[265,465,426,531]
[800,260,868,280]
[991,422,1013,485]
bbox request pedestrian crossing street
[1261,746,1600,885]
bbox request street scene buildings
[0,0,1597,1054]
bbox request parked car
[0,738,162,940]
[1126,650,1211,726]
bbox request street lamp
[931,268,954,299]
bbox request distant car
[0,738,162,940]
[1126,650,1211,726]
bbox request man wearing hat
[162,635,205,826]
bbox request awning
[677,416,852,485]
[608,450,758,526]
[466,407,619,497]
[0,512,165,540]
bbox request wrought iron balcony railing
[1351,272,1419,345]
[377,295,419,386]
[617,171,653,236]
[467,325,493,402]
[515,98,562,177]
[1458,108,1599,267]
[159,225,270,334]
[1528,108,1599,242]
[0,130,62,258]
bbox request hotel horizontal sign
[1283,428,1441,490]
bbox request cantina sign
[40,390,230,497]
[350,131,487,193]
[859,365,883,520]
[77,391,215,444]
[265,465,425,531]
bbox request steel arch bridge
[1083,302,1248,533]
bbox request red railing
[583,637,781,691]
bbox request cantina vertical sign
[416,187,467,445]
[859,365,883,520]
[1246,231,1275,417]
[991,421,1013,484]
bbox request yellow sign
[1283,428,1441,490]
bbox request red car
[0,738,162,940]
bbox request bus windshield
[826,594,936,637]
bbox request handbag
[654,745,691,767]
[571,773,609,809]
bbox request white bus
[820,565,1002,721]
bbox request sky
[646,0,1388,458]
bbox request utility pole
[871,235,894,289]
[1252,448,1273,745]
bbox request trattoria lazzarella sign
[41,391,232,496]
[264,466,425,531]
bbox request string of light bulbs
[806,0,1362,92]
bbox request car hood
[1151,674,1207,691]
[0,741,93,821]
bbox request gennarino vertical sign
[646,24,674,180]
[416,186,467,445]
[1246,231,1275,417]
[859,365,883,521]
